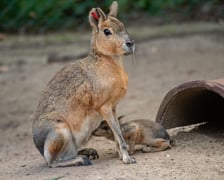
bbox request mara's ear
[108,1,118,17]
[89,8,106,29]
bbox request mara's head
[89,1,135,56]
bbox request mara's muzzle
[123,40,135,55]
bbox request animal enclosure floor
[0,24,224,180]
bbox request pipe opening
[159,88,224,129]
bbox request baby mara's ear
[122,124,136,134]
[89,8,106,30]
[117,115,125,122]
[108,1,118,17]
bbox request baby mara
[93,117,173,155]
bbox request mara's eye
[103,29,112,36]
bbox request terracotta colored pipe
[156,79,224,129]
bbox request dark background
[0,0,223,33]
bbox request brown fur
[93,118,172,155]
[32,1,136,167]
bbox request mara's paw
[78,148,99,159]
[123,156,136,164]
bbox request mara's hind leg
[44,124,91,167]
[142,138,171,153]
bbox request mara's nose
[125,40,134,48]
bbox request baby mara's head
[93,121,114,140]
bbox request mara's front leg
[100,105,136,164]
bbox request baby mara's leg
[142,138,171,153]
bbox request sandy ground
[0,24,224,180]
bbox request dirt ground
[0,23,224,180]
